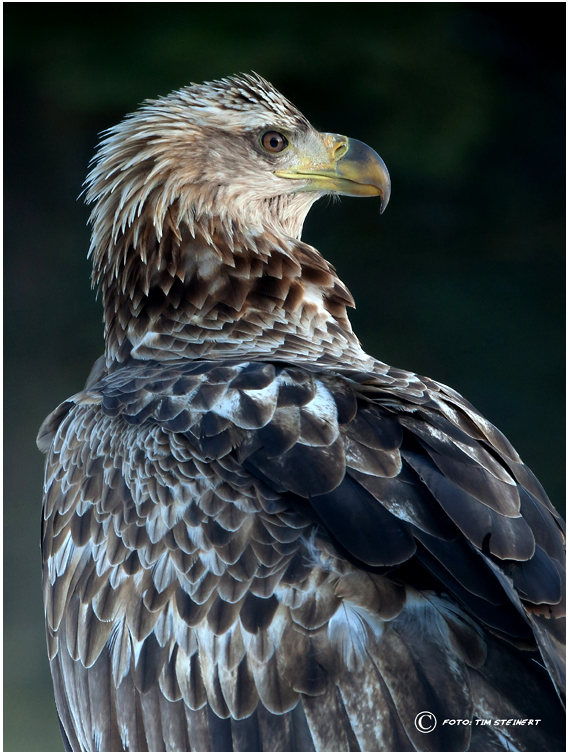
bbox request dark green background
[4,4,564,751]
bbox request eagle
[38,74,565,752]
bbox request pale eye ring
[261,131,289,153]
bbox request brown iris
[261,131,288,153]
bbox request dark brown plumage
[38,74,565,752]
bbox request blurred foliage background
[4,4,564,751]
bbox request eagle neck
[95,211,369,369]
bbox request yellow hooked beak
[275,133,391,213]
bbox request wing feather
[39,359,565,751]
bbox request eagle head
[86,73,390,251]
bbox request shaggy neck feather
[90,198,367,370]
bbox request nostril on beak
[333,138,349,161]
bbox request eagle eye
[260,131,289,153]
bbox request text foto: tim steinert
[443,719,542,726]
